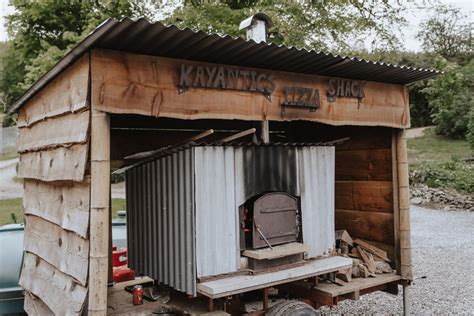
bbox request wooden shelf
[313,272,401,297]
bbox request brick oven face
[240,192,301,250]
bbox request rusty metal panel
[126,148,196,295]
[241,145,299,200]
[194,146,240,278]
[298,146,336,258]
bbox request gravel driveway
[319,206,474,315]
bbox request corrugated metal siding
[126,144,335,292]
[194,147,240,277]
[299,147,336,257]
[126,149,196,295]
[11,18,439,113]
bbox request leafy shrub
[111,172,125,184]
[468,108,474,150]
[423,60,473,139]
[410,157,474,193]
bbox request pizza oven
[126,144,335,296]
[241,192,300,250]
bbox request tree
[423,59,473,139]
[417,4,473,65]
[0,0,154,119]
[468,109,474,150]
[163,0,409,53]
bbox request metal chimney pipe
[239,12,273,43]
[239,13,273,143]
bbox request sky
[0,0,472,52]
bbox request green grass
[407,128,472,165]
[407,129,473,193]
[0,198,127,226]
[0,152,18,161]
[0,198,23,226]
[112,198,126,218]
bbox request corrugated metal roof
[10,17,439,113]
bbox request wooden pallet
[278,272,402,307]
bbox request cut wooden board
[335,149,392,181]
[357,246,376,274]
[19,252,87,316]
[18,143,88,181]
[335,181,393,213]
[242,242,310,260]
[91,49,409,128]
[17,54,90,128]
[354,238,390,262]
[23,179,90,238]
[335,230,353,246]
[24,215,89,286]
[335,209,394,245]
[17,110,90,153]
[24,291,54,316]
[313,272,401,297]
[197,256,352,298]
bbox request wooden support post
[392,130,401,274]
[313,276,319,286]
[396,130,412,280]
[208,298,214,312]
[108,190,113,286]
[262,287,269,310]
[403,284,411,316]
[88,109,111,315]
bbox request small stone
[411,197,423,205]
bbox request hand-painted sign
[327,78,365,100]
[281,86,320,114]
[178,64,276,98]
[177,65,369,113]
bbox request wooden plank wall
[334,127,396,261]
[17,54,91,315]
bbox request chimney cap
[239,13,273,31]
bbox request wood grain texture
[335,148,392,181]
[23,179,90,238]
[91,49,409,128]
[19,252,87,316]
[88,109,110,315]
[396,130,412,280]
[335,181,393,213]
[17,110,90,153]
[24,215,89,286]
[335,209,394,245]
[17,54,90,128]
[24,291,54,316]
[18,144,88,181]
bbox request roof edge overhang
[8,18,119,114]
[9,18,440,114]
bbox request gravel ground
[319,206,474,315]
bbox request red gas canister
[112,248,128,267]
[112,266,135,283]
[133,285,143,305]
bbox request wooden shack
[11,18,437,315]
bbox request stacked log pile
[335,230,394,282]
